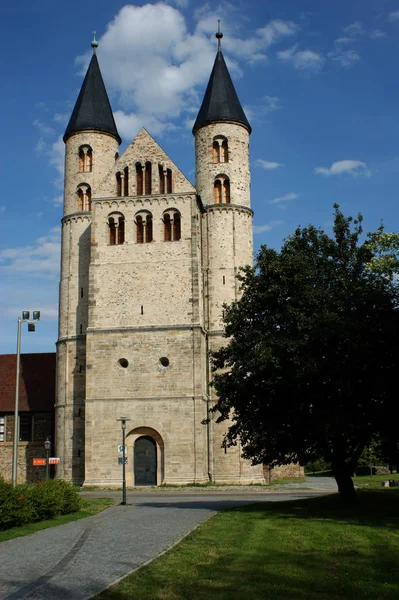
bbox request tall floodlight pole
[12,311,41,486]
[117,416,131,505]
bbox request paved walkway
[0,478,337,600]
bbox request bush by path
[0,478,81,530]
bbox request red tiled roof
[0,353,56,412]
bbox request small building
[0,353,55,483]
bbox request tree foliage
[211,206,399,500]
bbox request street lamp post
[44,437,51,480]
[117,416,131,505]
[12,311,41,487]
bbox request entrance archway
[134,436,157,486]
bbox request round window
[118,358,129,368]
[159,357,169,367]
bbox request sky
[1,0,399,354]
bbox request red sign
[49,457,61,464]
[33,458,46,466]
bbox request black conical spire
[64,40,121,144]
[192,24,251,135]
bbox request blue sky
[1,0,399,353]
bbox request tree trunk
[332,463,356,503]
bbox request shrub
[0,478,81,531]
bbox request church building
[55,30,266,486]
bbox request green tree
[212,206,399,501]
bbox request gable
[95,128,195,198]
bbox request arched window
[136,163,143,196]
[221,140,228,163]
[164,213,171,241]
[214,179,222,204]
[136,215,144,243]
[108,213,125,245]
[223,179,230,204]
[109,217,116,245]
[123,166,129,197]
[146,214,153,242]
[212,137,228,163]
[214,175,230,204]
[145,162,152,195]
[136,212,153,243]
[116,172,122,197]
[118,215,125,244]
[77,185,91,211]
[163,210,181,241]
[86,148,93,171]
[78,146,93,172]
[79,150,84,172]
[212,141,220,163]
[173,212,181,241]
[159,164,165,194]
[166,168,172,194]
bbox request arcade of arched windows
[116,162,173,197]
[163,210,181,242]
[212,136,228,163]
[78,146,93,172]
[213,175,230,204]
[105,209,182,245]
[77,184,91,211]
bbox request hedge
[0,478,81,530]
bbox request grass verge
[95,489,399,600]
[0,497,114,543]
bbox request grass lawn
[0,497,114,543]
[96,489,399,600]
[353,473,399,489]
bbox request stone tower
[55,33,264,485]
[55,41,121,482]
[193,35,255,482]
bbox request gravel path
[0,478,337,600]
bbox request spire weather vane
[216,19,223,50]
[91,30,99,52]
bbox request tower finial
[215,19,223,51]
[91,31,99,53]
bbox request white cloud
[35,138,47,154]
[369,29,387,40]
[74,6,299,134]
[52,195,63,207]
[343,21,364,36]
[53,113,69,125]
[49,136,65,187]
[328,49,360,68]
[388,10,399,22]
[269,192,300,204]
[76,4,215,121]
[334,37,352,46]
[114,110,177,141]
[0,227,61,276]
[277,46,324,71]
[255,159,284,170]
[0,205,5,214]
[253,220,284,234]
[33,119,55,136]
[315,160,370,177]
